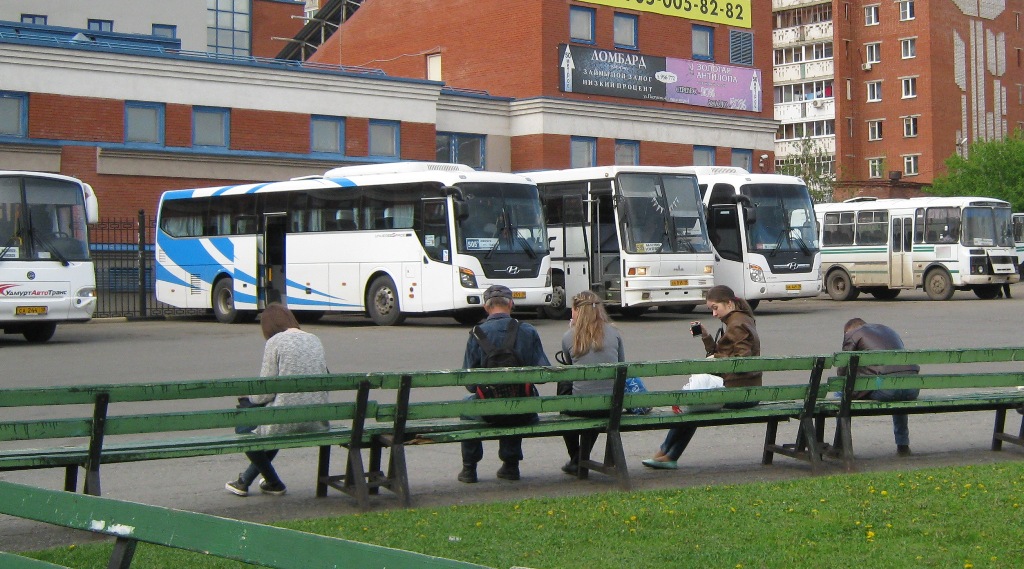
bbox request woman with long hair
[642,285,761,469]
[558,290,625,476]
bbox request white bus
[816,197,1019,300]
[0,171,99,342]
[1014,212,1024,277]
[688,167,822,309]
[525,166,714,318]
[155,163,551,325]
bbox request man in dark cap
[458,284,550,483]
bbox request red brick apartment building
[0,0,777,217]
[831,0,1023,192]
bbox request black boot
[496,461,520,480]
[457,464,478,483]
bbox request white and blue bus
[687,167,822,309]
[0,171,99,342]
[526,166,714,318]
[816,196,1019,300]
[155,163,551,325]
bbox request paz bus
[816,196,1019,300]
[687,166,822,309]
[155,162,551,325]
[1014,212,1024,277]
[0,171,99,342]
[525,166,714,318]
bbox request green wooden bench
[0,551,72,569]
[0,375,382,508]
[369,354,832,506]
[821,347,1024,470]
[0,480,488,569]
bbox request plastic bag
[672,373,725,414]
[624,377,651,415]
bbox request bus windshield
[740,183,819,255]
[0,176,91,262]
[962,206,1014,247]
[617,173,711,254]
[455,182,548,257]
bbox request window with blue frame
[368,120,399,157]
[731,149,753,171]
[693,25,713,60]
[207,0,250,56]
[615,140,639,165]
[614,13,638,49]
[0,92,28,137]
[437,132,485,169]
[571,137,597,168]
[569,6,595,44]
[193,107,229,148]
[693,146,716,166]
[311,116,345,154]
[88,19,114,32]
[20,14,47,25]
[125,102,165,146]
[152,24,177,39]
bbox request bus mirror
[453,199,469,222]
[744,205,757,225]
[442,185,465,201]
[84,184,100,224]
[548,236,556,252]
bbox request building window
[570,137,597,168]
[88,19,114,32]
[311,116,345,154]
[125,102,164,145]
[569,6,595,44]
[868,158,883,178]
[865,42,881,64]
[193,107,229,148]
[901,38,916,59]
[731,149,753,171]
[0,91,28,137]
[867,120,883,141]
[899,0,915,21]
[901,76,917,98]
[867,81,882,102]
[369,120,399,157]
[426,53,442,81]
[904,155,919,175]
[614,140,639,165]
[693,25,714,60]
[729,30,754,65]
[152,24,177,39]
[864,5,880,26]
[20,14,47,25]
[437,132,485,169]
[208,0,251,56]
[693,145,716,166]
[903,116,919,137]
[613,13,638,49]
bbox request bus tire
[747,299,760,311]
[212,278,244,323]
[295,310,324,323]
[868,288,901,300]
[23,323,57,343]
[659,304,696,314]
[972,285,1001,300]
[825,269,859,301]
[924,268,955,301]
[367,275,405,326]
[618,306,649,319]
[541,275,570,320]
[452,308,486,325]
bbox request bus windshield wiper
[30,228,70,266]
[0,233,19,263]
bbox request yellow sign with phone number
[580,0,751,29]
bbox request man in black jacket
[837,318,920,456]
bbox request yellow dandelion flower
[881,490,888,496]
[964,562,974,569]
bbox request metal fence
[90,211,205,319]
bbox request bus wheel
[618,306,649,319]
[295,311,324,323]
[23,323,57,343]
[453,308,486,325]
[659,304,696,314]
[747,299,760,311]
[869,288,901,300]
[972,285,1001,300]
[825,269,859,301]
[212,278,244,324]
[924,269,955,300]
[367,276,405,326]
[541,277,569,320]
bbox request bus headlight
[969,256,987,275]
[748,264,766,283]
[459,267,478,288]
[626,266,648,276]
[704,265,714,274]
[75,287,97,307]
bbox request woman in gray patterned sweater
[225,304,329,497]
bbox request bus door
[707,202,748,296]
[260,213,287,306]
[418,198,454,311]
[558,193,589,302]
[590,190,620,298]
[890,216,914,287]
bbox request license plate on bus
[785,284,802,291]
[16,306,47,316]
[670,279,689,286]
[512,291,526,299]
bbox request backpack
[471,319,538,424]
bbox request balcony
[774,59,833,83]
[773,0,832,11]
[772,21,833,46]
[774,135,836,158]
[774,98,834,122]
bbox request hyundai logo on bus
[774,262,810,271]
[499,265,522,275]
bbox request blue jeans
[239,449,282,487]
[659,402,759,461]
[863,388,919,446]
[460,393,537,466]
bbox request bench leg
[84,465,101,496]
[993,408,1007,451]
[387,443,411,508]
[835,416,855,472]
[108,537,138,569]
[368,441,383,495]
[316,446,331,497]
[761,420,779,465]
[344,446,371,511]
[64,466,78,493]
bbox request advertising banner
[578,0,752,29]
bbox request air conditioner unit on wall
[811,99,824,108]
[861,62,873,71]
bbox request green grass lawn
[27,461,1024,569]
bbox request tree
[929,130,1024,211]
[774,135,836,203]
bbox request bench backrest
[828,347,1024,393]
[0,481,488,569]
